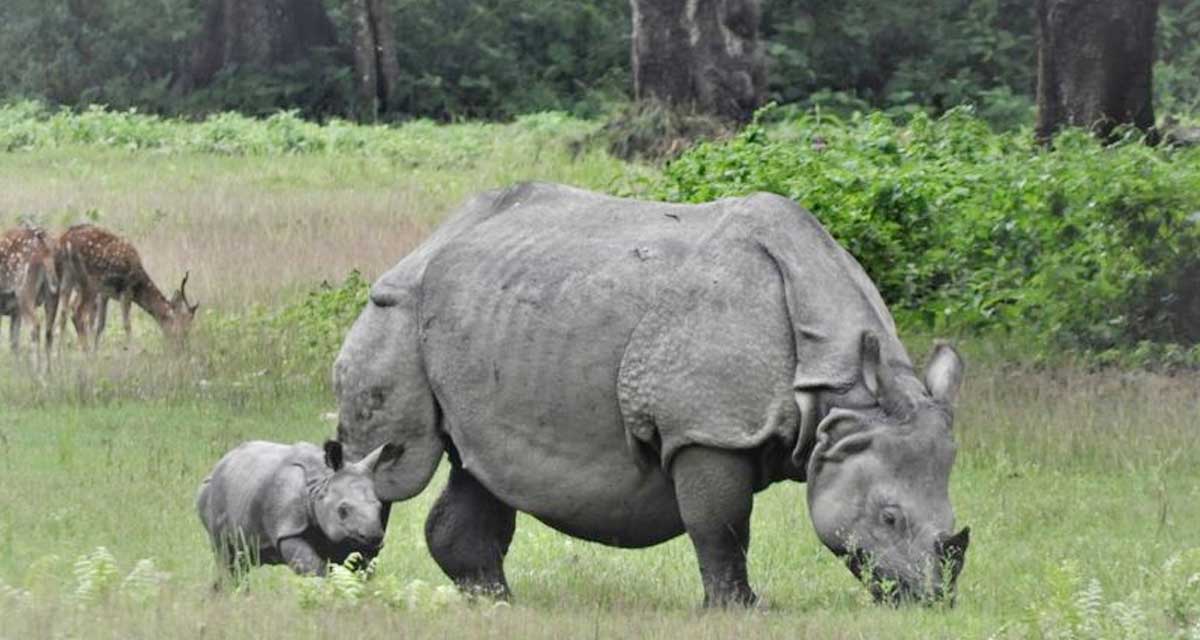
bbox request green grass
[2,360,1198,638]
[1,108,1199,639]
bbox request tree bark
[187,0,338,88]
[349,0,380,118]
[1035,0,1159,142]
[369,0,402,114]
[349,0,402,119]
[630,0,765,122]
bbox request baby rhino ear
[324,440,344,471]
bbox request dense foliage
[761,0,1035,127]
[0,0,629,121]
[655,107,1200,356]
[1,0,1198,123]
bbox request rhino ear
[860,332,884,397]
[860,331,916,416]
[324,440,344,471]
[937,526,971,562]
[924,341,964,406]
[814,411,874,463]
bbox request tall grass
[0,105,653,313]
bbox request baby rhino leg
[279,537,327,576]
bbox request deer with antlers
[55,224,199,352]
[0,224,59,368]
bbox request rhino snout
[351,516,386,550]
[845,527,970,607]
[350,531,385,552]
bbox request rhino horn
[355,442,405,474]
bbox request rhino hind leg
[671,446,758,608]
[206,531,260,592]
[424,465,516,599]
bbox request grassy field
[1,112,1199,639]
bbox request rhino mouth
[348,537,386,554]
[844,550,956,607]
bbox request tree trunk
[630,0,765,122]
[187,0,338,88]
[369,0,402,114]
[349,0,402,119]
[1035,0,1159,142]
[349,0,380,118]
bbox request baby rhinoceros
[197,439,402,579]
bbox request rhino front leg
[279,537,327,576]
[424,464,516,599]
[672,446,758,608]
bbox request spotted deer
[0,225,59,368]
[56,224,199,352]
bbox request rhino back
[199,442,318,554]
[419,183,721,543]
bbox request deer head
[168,271,200,341]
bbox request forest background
[1,0,1197,127]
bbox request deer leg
[43,288,58,365]
[72,294,95,354]
[9,312,19,355]
[26,310,41,372]
[94,295,109,350]
[120,293,132,347]
[19,292,40,370]
[58,288,72,349]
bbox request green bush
[273,270,371,366]
[204,270,371,387]
[654,106,1200,353]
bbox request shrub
[587,100,735,163]
[654,106,1200,353]
[199,269,370,393]
[273,269,371,369]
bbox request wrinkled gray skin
[333,182,970,606]
[196,440,402,579]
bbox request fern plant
[119,558,170,604]
[71,547,119,606]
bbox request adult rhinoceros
[333,182,970,607]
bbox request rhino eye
[337,505,351,520]
[880,508,900,528]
